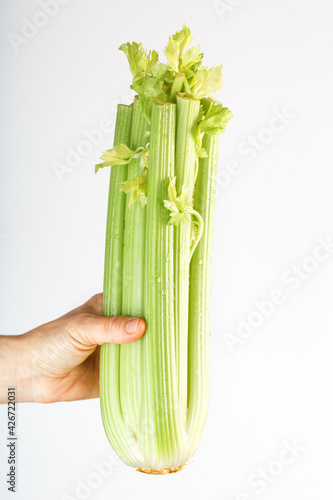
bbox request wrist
[0,334,42,403]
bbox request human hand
[0,294,146,403]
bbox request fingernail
[125,318,140,334]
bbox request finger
[59,293,103,320]
[66,313,146,347]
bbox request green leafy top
[131,76,167,121]
[186,65,223,100]
[195,98,233,156]
[118,42,148,77]
[119,43,168,80]
[119,24,228,120]
[164,24,197,73]
[199,98,233,134]
[119,41,169,120]
[95,27,232,181]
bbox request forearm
[0,334,40,403]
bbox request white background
[1,0,333,499]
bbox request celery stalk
[120,99,149,435]
[102,104,132,317]
[169,73,185,101]
[186,132,219,451]
[174,95,200,419]
[100,104,144,467]
[138,99,187,471]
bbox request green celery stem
[100,104,145,467]
[139,99,188,470]
[170,73,185,101]
[174,94,200,420]
[186,132,219,451]
[120,99,149,436]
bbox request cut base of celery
[137,465,186,475]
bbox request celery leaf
[189,65,223,100]
[164,24,193,72]
[132,75,167,121]
[119,42,148,78]
[164,178,192,226]
[121,171,148,207]
[199,101,233,136]
[180,45,203,74]
[95,144,136,173]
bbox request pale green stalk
[173,94,200,420]
[138,99,188,470]
[120,99,149,435]
[100,104,145,467]
[102,105,132,317]
[169,73,185,101]
[186,132,219,454]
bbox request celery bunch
[96,25,232,474]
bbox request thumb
[67,313,146,347]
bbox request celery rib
[100,104,144,467]
[120,99,149,436]
[174,95,200,421]
[138,99,187,470]
[186,132,219,454]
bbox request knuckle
[66,313,95,346]
[68,313,91,338]
[107,315,124,335]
